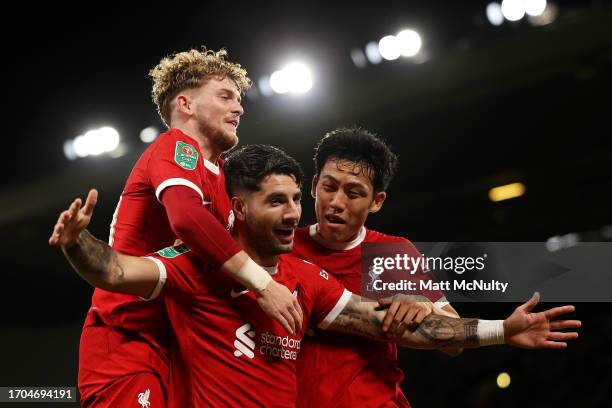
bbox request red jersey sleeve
[146,132,207,202]
[298,260,353,329]
[143,245,203,303]
[161,186,241,268]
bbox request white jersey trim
[309,224,366,251]
[204,159,220,175]
[318,289,353,329]
[155,178,208,204]
[108,195,123,246]
[434,296,450,309]
[141,256,168,301]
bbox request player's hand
[379,294,434,337]
[256,280,303,335]
[48,189,98,248]
[504,292,581,349]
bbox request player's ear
[311,175,318,199]
[175,93,192,116]
[231,195,247,221]
[368,191,386,213]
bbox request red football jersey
[292,225,447,408]
[86,128,231,364]
[145,248,351,407]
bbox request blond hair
[149,48,251,127]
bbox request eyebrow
[219,88,241,103]
[266,190,302,200]
[321,175,367,190]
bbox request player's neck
[233,230,279,267]
[172,124,221,163]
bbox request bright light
[488,182,526,202]
[96,127,120,154]
[501,0,526,21]
[269,70,289,94]
[284,63,313,93]
[258,77,274,97]
[396,29,422,57]
[486,3,505,26]
[269,62,313,94]
[497,372,511,389]
[140,126,159,143]
[378,35,401,61]
[63,140,77,160]
[70,126,121,158]
[527,2,557,25]
[350,48,368,68]
[365,41,382,64]
[525,0,547,16]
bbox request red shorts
[78,319,169,407]
[82,373,166,408]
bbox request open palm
[49,189,98,247]
[504,292,580,349]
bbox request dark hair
[314,127,398,193]
[224,144,303,196]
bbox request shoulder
[365,229,407,244]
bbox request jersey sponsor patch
[156,243,190,258]
[175,141,199,170]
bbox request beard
[197,119,238,153]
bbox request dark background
[1,1,611,406]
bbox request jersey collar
[262,264,278,275]
[204,159,220,175]
[308,224,366,251]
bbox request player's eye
[322,184,336,192]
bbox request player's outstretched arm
[378,295,463,356]
[49,189,160,299]
[326,292,580,350]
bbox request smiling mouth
[227,120,239,128]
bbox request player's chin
[272,240,294,254]
[219,130,239,151]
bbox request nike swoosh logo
[230,289,250,298]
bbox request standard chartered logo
[233,322,302,361]
[234,323,256,359]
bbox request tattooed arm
[63,230,160,298]
[49,189,160,299]
[326,293,581,350]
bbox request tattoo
[330,295,384,340]
[63,230,124,288]
[416,315,479,348]
[329,294,481,348]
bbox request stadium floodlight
[488,182,526,202]
[486,2,505,26]
[378,35,401,61]
[258,76,274,97]
[269,70,289,94]
[63,140,77,160]
[350,48,368,68]
[140,126,159,143]
[365,41,382,64]
[69,126,121,159]
[525,0,547,16]
[527,2,557,25]
[269,62,313,94]
[396,29,422,57]
[501,0,526,21]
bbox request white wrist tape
[477,320,505,346]
[235,258,273,292]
